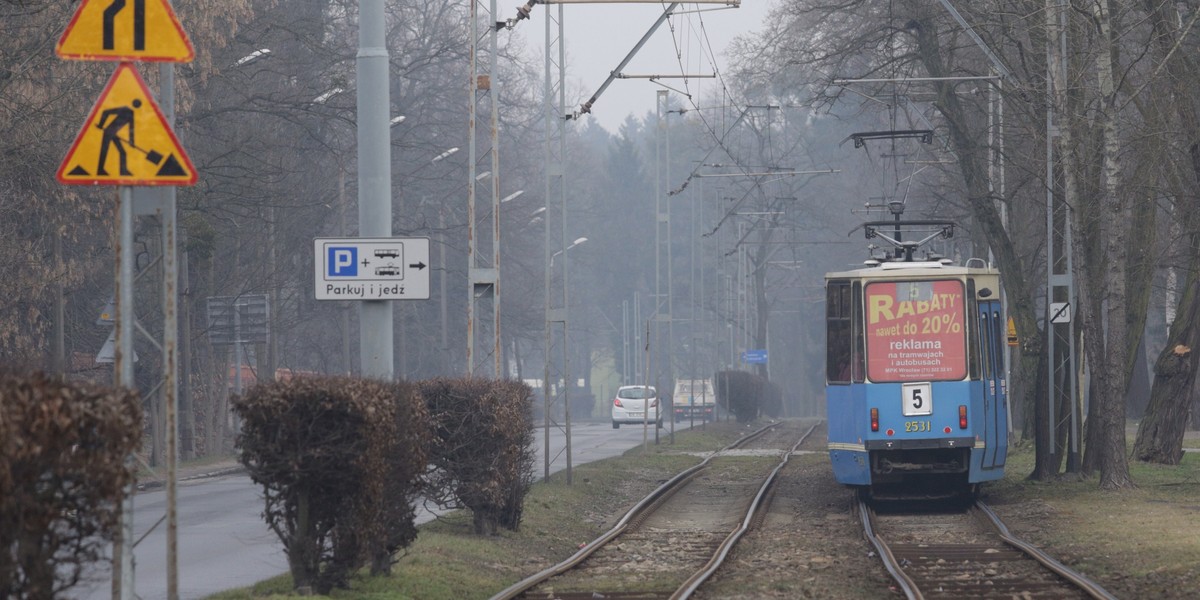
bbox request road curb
[136,464,247,492]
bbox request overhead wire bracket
[844,130,934,148]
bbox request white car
[611,385,662,429]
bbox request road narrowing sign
[57,0,194,62]
[314,238,431,301]
[57,63,196,186]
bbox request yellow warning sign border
[56,0,194,63]
[57,62,197,187]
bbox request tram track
[858,495,1119,599]
[490,420,819,600]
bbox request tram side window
[827,281,852,384]
[991,310,1005,372]
[967,279,981,380]
[852,281,865,382]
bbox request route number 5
[902,382,933,417]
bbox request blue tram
[825,251,1008,494]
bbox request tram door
[978,300,1008,469]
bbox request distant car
[611,385,662,429]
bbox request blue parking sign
[327,247,357,277]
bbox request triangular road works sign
[57,0,194,62]
[58,63,197,186]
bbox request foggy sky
[515,1,773,133]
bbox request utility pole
[653,90,672,441]
[467,0,503,377]
[543,1,570,482]
[1045,0,1079,473]
[357,0,393,378]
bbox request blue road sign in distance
[742,349,768,364]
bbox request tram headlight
[958,405,968,429]
[870,407,879,432]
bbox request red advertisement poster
[865,280,967,382]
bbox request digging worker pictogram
[96,99,141,176]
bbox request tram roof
[824,260,1000,280]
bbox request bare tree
[1132,1,1200,464]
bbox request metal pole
[467,0,479,374]
[643,321,650,452]
[622,300,629,385]
[440,210,449,375]
[339,170,352,374]
[114,187,135,600]
[234,307,243,398]
[1045,0,1056,460]
[633,293,641,383]
[557,2,572,483]
[542,3,554,482]
[357,0,393,378]
[690,178,697,432]
[665,98,674,424]
[157,55,180,600]
[491,0,503,378]
[653,91,663,438]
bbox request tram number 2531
[901,382,933,417]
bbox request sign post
[56,2,195,598]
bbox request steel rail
[672,422,819,599]
[975,501,1119,600]
[859,495,1120,600]
[857,495,922,600]
[488,421,780,600]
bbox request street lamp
[313,87,345,104]
[500,190,525,203]
[432,147,459,163]
[233,48,270,67]
[551,236,588,266]
[390,115,407,127]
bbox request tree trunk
[1133,274,1200,464]
[1078,0,1132,489]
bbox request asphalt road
[70,419,703,599]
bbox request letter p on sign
[328,247,357,276]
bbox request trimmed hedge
[761,380,783,418]
[419,378,536,534]
[0,372,141,599]
[233,376,430,593]
[715,370,775,423]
